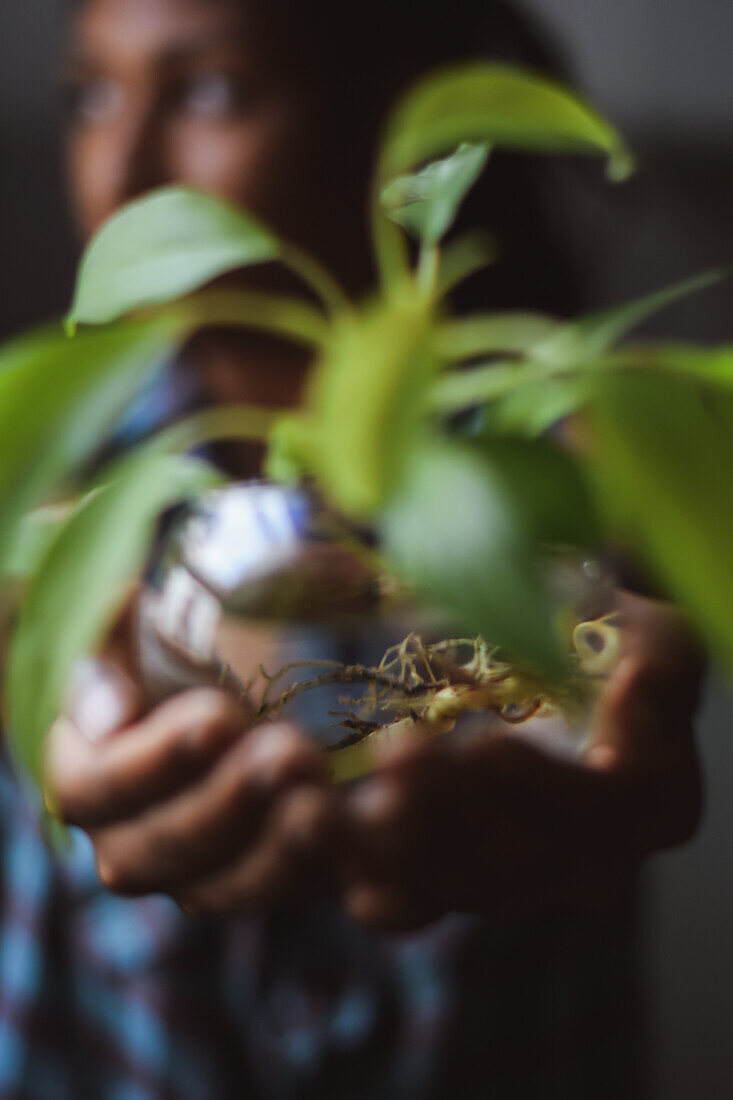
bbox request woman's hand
[46,645,341,917]
[45,592,703,929]
[340,593,704,931]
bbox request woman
[0,1,703,1097]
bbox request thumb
[586,638,702,775]
[585,655,671,772]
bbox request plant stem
[436,232,498,299]
[280,244,351,316]
[328,718,433,784]
[371,173,411,292]
[429,359,552,413]
[154,404,283,454]
[170,288,330,347]
[417,243,440,299]
[434,312,560,361]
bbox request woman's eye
[64,78,124,126]
[181,72,248,119]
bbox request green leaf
[471,437,599,548]
[265,415,316,484]
[381,441,566,678]
[432,358,588,436]
[430,359,553,414]
[475,376,589,437]
[380,63,633,184]
[436,231,498,297]
[153,403,281,455]
[381,143,490,247]
[69,186,281,327]
[0,323,72,376]
[0,316,179,572]
[435,311,560,361]
[606,343,733,388]
[6,450,221,783]
[534,269,724,368]
[164,288,330,348]
[588,372,733,671]
[307,290,435,516]
[3,501,80,581]
[431,273,725,432]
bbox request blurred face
[64,0,375,433]
[63,0,342,259]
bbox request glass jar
[136,482,619,779]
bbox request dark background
[1,1,733,1096]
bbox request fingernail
[67,658,136,742]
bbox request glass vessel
[136,482,619,779]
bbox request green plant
[1,63,731,786]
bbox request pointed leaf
[534,270,724,368]
[472,436,599,548]
[588,372,733,671]
[475,376,589,437]
[381,441,566,678]
[436,231,498,297]
[6,450,221,783]
[380,64,633,183]
[607,343,733,388]
[3,502,78,581]
[430,359,552,413]
[0,316,179,572]
[381,143,489,247]
[69,186,281,326]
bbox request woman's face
[64,0,340,256]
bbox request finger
[588,651,696,769]
[344,775,414,877]
[351,732,447,830]
[585,656,646,771]
[174,784,339,916]
[448,732,631,863]
[48,688,247,827]
[616,590,704,676]
[91,723,329,895]
[344,735,492,881]
[590,654,703,847]
[581,591,703,766]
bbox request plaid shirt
[0,758,474,1100]
[0,757,642,1100]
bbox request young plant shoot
[0,63,729,791]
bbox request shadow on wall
[546,147,733,341]
[0,127,76,339]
